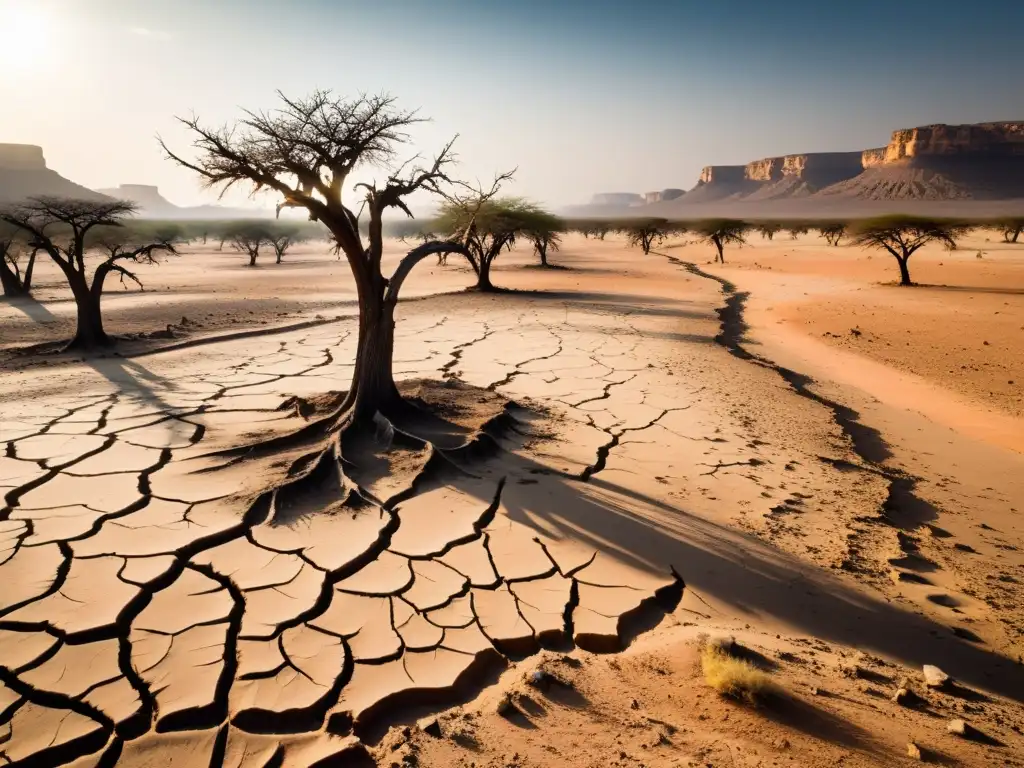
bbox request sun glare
[0,4,54,72]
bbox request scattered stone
[892,687,920,707]
[527,669,550,689]
[906,742,922,760]
[773,737,790,750]
[947,718,968,737]
[839,662,866,679]
[923,665,950,689]
[417,716,442,738]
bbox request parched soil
[1,234,1022,767]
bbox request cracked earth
[2,239,1023,766]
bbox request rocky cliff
[642,188,685,204]
[0,143,110,203]
[882,122,1024,163]
[581,119,1024,210]
[589,192,644,207]
[861,148,886,169]
[0,144,47,171]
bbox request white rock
[922,664,949,688]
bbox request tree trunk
[276,251,283,264]
[538,244,548,267]
[249,251,258,267]
[896,255,912,286]
[0,257,25,297]
[714,237,725,263]
[1014,228,1022,244]
[68,274,110,350]
[23,250,36,292]
[349,295,400,422]
[477,258,495,291]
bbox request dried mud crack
[0,321,685,766]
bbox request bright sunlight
[0,3,53,72]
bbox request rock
[947,719,968,737]
[923,665,950,688]
[839,662,866,679]
[892,687,915,706]
[416,716,442,738]
[907,742,922,760]
[527,669,549,689]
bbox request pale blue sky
[2,0,1020,210]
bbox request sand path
[1,238,1022,765]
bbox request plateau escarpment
[578,120,1024,212]
[95,184,180,216]
[0,144,111,203]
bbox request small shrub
[701,645,774,704]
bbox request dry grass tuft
[701,645,775,704]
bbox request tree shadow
[906,283,1024,297]
[1,293,61,325]
[431,426,1024,705]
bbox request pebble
[923,665,950,688]
[907,742,922,760]
[947,718,968,737]
[417,716,442,738]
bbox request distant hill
[0,144,112,204]
[94,184,275,220]
[568,121,1024,218]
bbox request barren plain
[1,233,1023,767]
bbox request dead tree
[162,90,492,422]
[0,197,176,349]
[693,219,748,263]
[817,221,847,246]
[621,218,670,254]
[851,216,969,286]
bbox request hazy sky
[2,0,1021,210]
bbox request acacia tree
[524,208,563,267]
[0,197,177,349]
[268,223,309,264]
[162,90,488,421]
[817,221,847,246]
[785,222,810,240]
[850,216,970,286]
[228,221,274,266]
[998,217,1024,243]
[0,224,37,297]
[692,219,748,263]
[621,218,670,254]
[754,222,781,241]
[435,193,555,291]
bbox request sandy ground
[1,234,1023,767]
